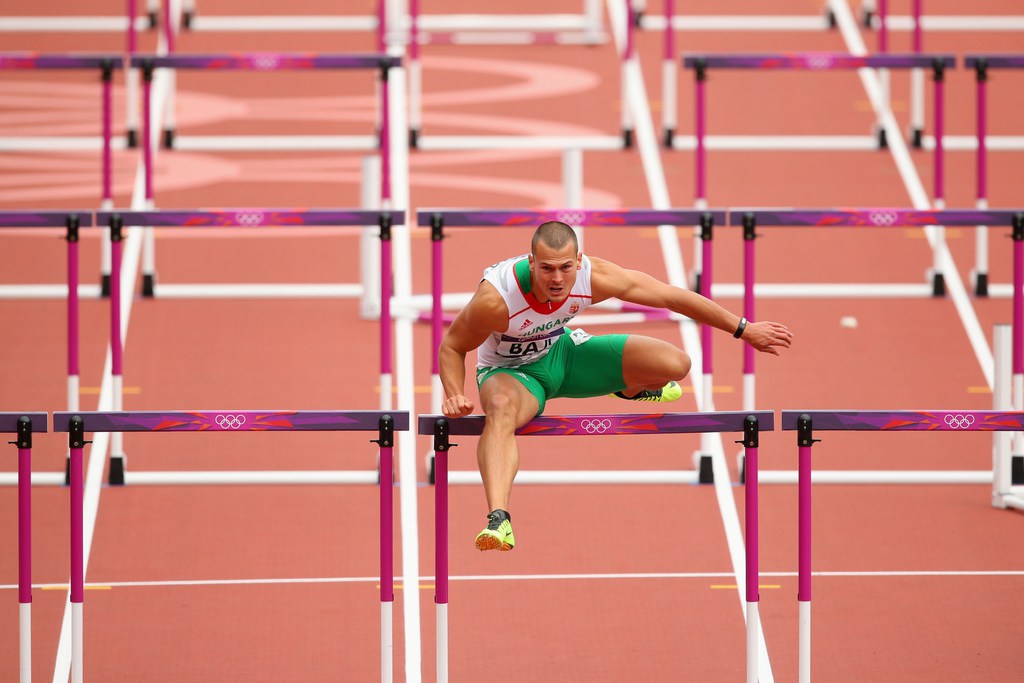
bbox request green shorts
[476,331,629,415]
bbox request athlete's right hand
[442,394,475,418]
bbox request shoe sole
[475,533,514,551]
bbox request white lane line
[48,18,173,683]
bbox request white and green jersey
[477,253,593,368]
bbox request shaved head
[532,221,579,255]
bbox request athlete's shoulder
[462,280,510,330]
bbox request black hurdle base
[108,455,126,485]
[972,271,989,297]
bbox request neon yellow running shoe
[475,509,515,551]
[613,380,683,403]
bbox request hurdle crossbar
[0,53,124,207]
[781,409,1024,683]
[53,409,406,683]
[420,410,771,683]
[724,208,1024,416]
[963,55,1024,296]
[94,209,402,483]
[417,208,728,462]
[2,413,47,683]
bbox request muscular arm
[438,281,508,417]
[589,256,793,354]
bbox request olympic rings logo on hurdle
[556,211,586,226]
[944,414,976,430]
[579,418,613,434]
[251,54,282,70]
[234,211,266,227]
[215,414,247,430]
[805,54,835,70]
[868,210,899,227]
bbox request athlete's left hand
[741,321,793,356]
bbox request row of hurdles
[10,2,1021,150]
[3,407,1023,682]
[3,206,1023,489]
[5,47,1021,299]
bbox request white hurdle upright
[421,410,771,683]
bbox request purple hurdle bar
[782,409,1024,683]
[0,54,124,207]
[681,53,955,289]
[419,410,772,683]
[54,410,406,683]
[417,209,728,418]
[2,414,47,683]
[728,209,1024,413]
[94,209,402,482]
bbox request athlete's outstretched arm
[438,282,508,417]
[589,256,793,355]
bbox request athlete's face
[529,240,581,304]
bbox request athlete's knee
[481,390,523,425]
[669,350,692,379]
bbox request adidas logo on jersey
[518,318,533,331]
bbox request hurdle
[681,53,955,294]
[781,409,1024,683]
[2,413,47,683]
[92,208,401,484]
[640,0,837,147]
[421,410,771,683]
[0,53,124,209]
[676,51,954,152]
[136,52,399,154]
[722,209,1024,420]
[407,0,618,148]
[870,1,1024,33]
[418,208,727,482]
[135,53,401,294]
[961,56,1024,297]
[52,409,404,682]
[0,212,95,489]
